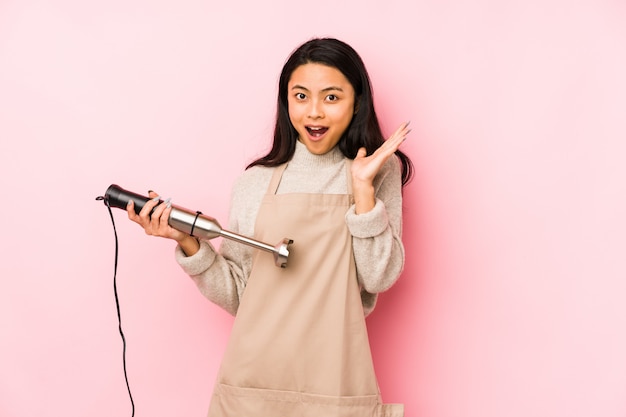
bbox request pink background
[1,0,625,416]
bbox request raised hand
[351,122,410,214]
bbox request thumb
[356,147,367,159]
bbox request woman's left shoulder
[377,154,402,182]
[371,155,402,197]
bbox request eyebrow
[291,85,344,93]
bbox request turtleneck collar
[290,140,346,169]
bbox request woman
[129,37,413,417]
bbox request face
[287,63,356,155]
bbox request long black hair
[247,38,414,187]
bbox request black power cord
[96,195,135,417]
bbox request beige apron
[208,162,404,417]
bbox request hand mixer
[100,184,293,268]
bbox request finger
[379,122,411,154]
[142,191,162,224]
[149,197,170,229]
[153,198,171,225]
[139,194,162,220]
[159,201,173,230]
[127,200,137,220]
[376,133,405,157]
[151,199,177,238]
[389,121,410,142]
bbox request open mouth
[306,126,329,138]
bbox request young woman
[128,37,413,417]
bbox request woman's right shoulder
[233,165,274,191]
[230,165,275,206]
[226,166,276,228]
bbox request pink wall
[1,0,625,416]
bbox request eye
[326,94,338,102]
[295,92,306,100]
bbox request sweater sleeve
[345,156,405,315]
[175,239,248,316]
[174,168,269,316]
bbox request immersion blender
[101,184,293,268]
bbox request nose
[307,99,324,119]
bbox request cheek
[287,101,303,122]
[288,113,302,132]
[334,106,355,127]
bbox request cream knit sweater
[175,141,405,316]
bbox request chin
[304,143,331,155]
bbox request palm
[352,122,410,184]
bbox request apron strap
[267,163,288,195]
[345,159,354,196]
